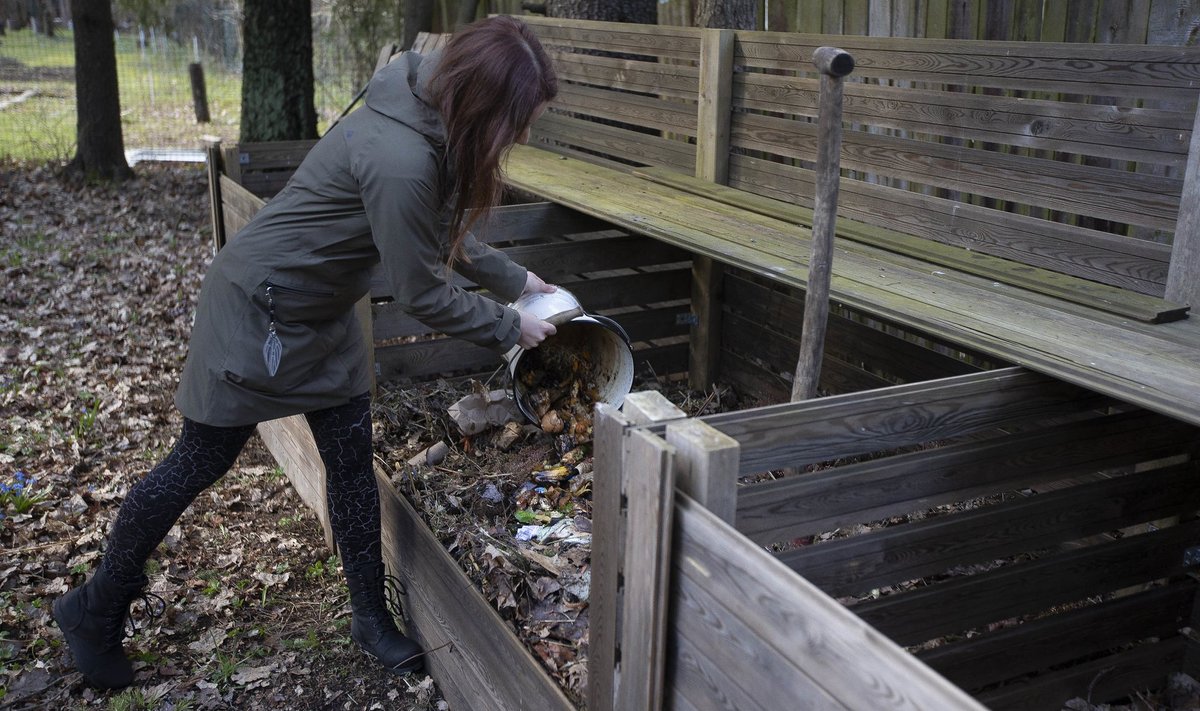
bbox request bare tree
[67,0,132,181]
[695,0,756,29]
[400,0,433,49]
[240,0,317,142]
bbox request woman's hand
[522,271,557,296]
[518,312,556,349]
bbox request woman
[54,16,559,689]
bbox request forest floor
[0,162,444,710]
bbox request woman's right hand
[518,313,556,349]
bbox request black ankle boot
[52,567,151,689]
[344,561,424,675]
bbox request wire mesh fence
[0,8,372,163]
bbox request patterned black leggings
[101,393,380,585]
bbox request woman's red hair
[430,16,557,268]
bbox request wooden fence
[434,1,1200,45]
[592,372,1200,710]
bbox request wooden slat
[918,580,1196,691]
[736,410,1194,544]
[1168,102,1200,309]
[217,174,265,236]
[665,418,739,523]
[735,73,1192,163]
[377,469,574,711]
[589,404,628,711]
[783,461,1200,596]
[549,50,699,98]
[637,166,1185,321]
[978,636,1185,711]
[204,138,225,254]
[854,520,1200,646]
[727,154,1172,295]
[257,416,334,550]
[553,83,698,137]
[732,34,1200,100]
[617,429,677,711]
[670,494,986,710]
[723,272,987,382]
[523,15,703,61]
[698,367,1108,474]
[535,112,695,170]
[473,202,615,244]
[730,111,1183,230]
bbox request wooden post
[188,62,210,123]
[590,393,686,711]
[203,136,225,256]
[791,47,855,402]
[1166,93,1200,311]
[665,418,740,524]
[689,28,734,392]
[617,428,676,711]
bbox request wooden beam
[1167,98,1200,310]
[670,494,986,709]
[665,418,740,524]
[203,137,225,255]
[918,580,1195,692]
[617,429,677,711]
[689,28,735,392]
[588,404,628,711]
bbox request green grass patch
[1,27,242,161]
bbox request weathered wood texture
[725,34,1198,299]
[657,363,1200,708]
[377,466,575,711]
[504,144,1200,428]
[519,16,1200,308]
[668,494,986,710]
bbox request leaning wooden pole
[791,47,855,402]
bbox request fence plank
[919,580,1195,691]
[854,520,1200,645]
[618,428,677,711]
[736,410,1193,544]
[782,462,1200,596]
[671,495,985,709]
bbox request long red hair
[430,16,557,268]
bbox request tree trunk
[401,0,434,50]
[695,0,756,29]
[67,0,131,181]
[240,0,317,143]
[545,0,656,24]
[455,0,478,29]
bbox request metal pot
[504,288,634,424]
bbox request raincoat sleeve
[355,141,522,353]
[454,230,528,303]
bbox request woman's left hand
[523,271,557,296]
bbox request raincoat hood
[364,49,446,146]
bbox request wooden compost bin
[594,369,1200,711]
[206,138,1013,707]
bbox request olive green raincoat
[176,51,527,427]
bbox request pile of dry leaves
[0,162,443,710]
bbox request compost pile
[371,374,728,705]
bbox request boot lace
[121,591,166,639]
[382,573,407,623]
